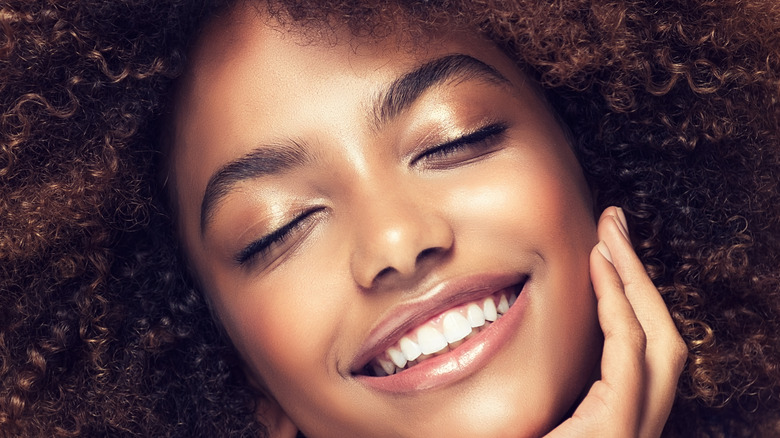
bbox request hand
[545,207,687,438]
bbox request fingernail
[615,207,630,241]
[596,241,613,264]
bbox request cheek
[208,256,348,393]
[439,150,600,399]
[439,149,595,253]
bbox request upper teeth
[369,290,518,377]
[442,312,472,343]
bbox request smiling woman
[169,11,602,434]
[2,0,780,437]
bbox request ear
[257,395,299,438]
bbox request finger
[599,207,687,353]
[598,208,676,341]
[598,207,687,437]
[591,240,647,395]
[590,240,646,429]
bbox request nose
[350,189,454,290]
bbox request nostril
[416,247,441,264]
[375,266,396,281]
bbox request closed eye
[412,122,508,169]
[235,207,325,266]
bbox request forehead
[173,4,505,123]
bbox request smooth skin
[173,13,602,437]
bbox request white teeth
[442,312,472,343]
[369,287,522,376]
[497,294,510,314]
[387,347,407,369]
[399,336,422,361]
[378,357,395,375]
[466,303,486,328]
[483,297,498,321]
[416,326,448,355]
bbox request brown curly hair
[1,0,779,437]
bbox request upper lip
[349,271,527,374]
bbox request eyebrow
[199,54,511,235]
[372,54,511,128]
[200,142,310,233]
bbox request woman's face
[170,6,601,437]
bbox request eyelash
[236,207,324,266]
[413,122,508,166]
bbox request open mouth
[356,283,522,377]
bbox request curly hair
[1,0,778,437]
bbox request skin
[169,4,686,437]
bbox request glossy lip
[350,272,528,392]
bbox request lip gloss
[355,280,529,393]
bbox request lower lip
[354,282,529,393]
